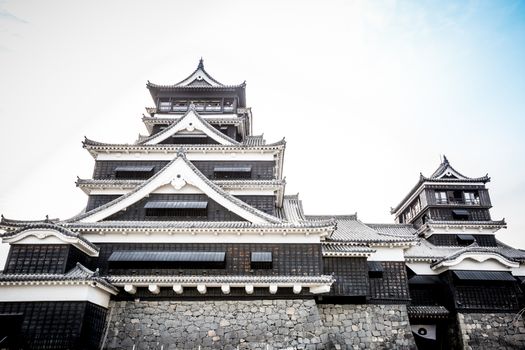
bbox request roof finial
[198,57,204,69]
[443,155,449,164]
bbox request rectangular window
[251,252,273,269]
[173,100,188,112]
[144,201,208,218]
[456,234,475,245]
[367,261,384,278]
[158,98,172,112]
[205,100,221,112]
[214,166,252,179]
[108,251,226,269]
[464,192,479,205]
[223,98,235,112]
[171,134,209,144]
[434,191,447,204]
[114,166,155,180]
[193,101,205,111]
[452,209,470,221]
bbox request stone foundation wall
[102,300,416,350]
[318,304,416,349]
[457,312,525,350]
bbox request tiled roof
[146,59,245,90]
[63,220,335,231]
[366,223,417,237]
[431,245,524,268]
[277,195,305,222]
[305,215,416,244]
[407,306,449,317]
[76,178,285,192]
[82,137,285,152]
[0,263,117,293]
[425,219,507,228]
[108,274,335,285]
[1,222,99,253]
[146,84,245,90]
[322,243,375,257]
[243,135,266,146]
[392,157,490,214]
[404,240,458,260]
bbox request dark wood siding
[427,234,497,247]
[89,194,275,220]
[93,161,168,179]
[0,301,107,349]
[322,257,368,296]
[368,261,410,303]
[192,161,275,180]
[103,194,246,221]
[86,195,120,211]
[441,271,522,312]
[92,160,275,180]
[95,243,322,277]
[5,245,90,275]
[5,245,69,274]
[453,284,522,311]
[237,195,275,215]
[429,208,491,221]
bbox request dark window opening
[158,98,171,112]
[214,166,252,179]
[114,166,154,180]
[368,261,383,278]
[170,134,210,144]
[456,234,475,245]
[453,270,516,282]
[435,191,447,204]
[452,209,470,221]
[144,201,208,219]
[251,252,273,269]
[108,251,226,269]
[223,98,235,112]
[173,100,188,112]
[205,100,221,112]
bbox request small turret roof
[424,155,490,182]
[392,156,491,214]
[147,58,245,89]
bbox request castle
[1,60,524,349]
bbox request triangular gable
[70,151,281,224]
[430,156,471,180]
[138,107,240,146]
[174,58,224,87]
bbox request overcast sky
[1,0,524,262]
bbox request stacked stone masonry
[458,313,525,350]
[103,300,416,349]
